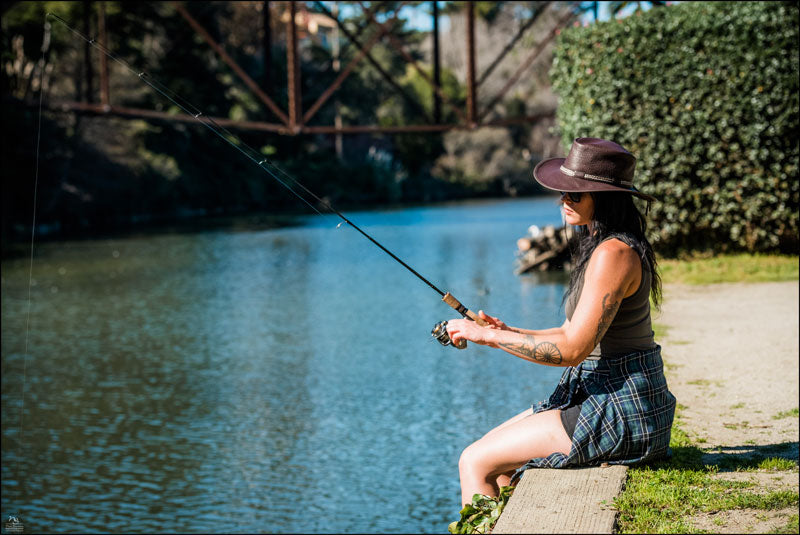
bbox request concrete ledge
[492,465,628,534]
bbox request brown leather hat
[533,137,655,202]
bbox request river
[1,197,569,533]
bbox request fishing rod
[44,12,487,348]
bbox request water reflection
[2,198,568,533]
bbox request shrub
[550,1,799,255]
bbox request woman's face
[560,192,594,226]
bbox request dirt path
[655,281,799,533]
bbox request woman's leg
[472,407,536,491]
[475,407,535,490]
[459,409,571,506]
[482,407,534,438]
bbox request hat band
[559,165,633,187]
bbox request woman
[446,137,676,506]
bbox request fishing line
[41,12,486,360]
[46,12,448,298]
[10,11,484,518]
[15,15,53,510]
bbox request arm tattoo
[498,335,563,364]
[594,292,621,346]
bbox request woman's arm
[446,240,641,367]
[476,311,569,336]
[506,322,569,337]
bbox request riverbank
[616,278,799,533]
[1,195,543,260]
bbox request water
[2,197,569,533]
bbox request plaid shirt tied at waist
[515,345,676,477]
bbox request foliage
[605,1,667,17]
[550,1,799,255]
[448,485,515,534]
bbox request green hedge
[550,1,799,255]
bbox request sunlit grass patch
[662,359,682,373]
[686,379,722,387]
[773,408,799,420]
[615,420,800,533]
[616,463,799,533]
[651,320,668,340]
[617,253,799,532]
[731,490,798,509]
[710,452,799,473]
[755,458,799,472]
[770,514,799,534]
[658,253,798,285]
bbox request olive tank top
[565,237,656,356]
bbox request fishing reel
[431,320,467,349]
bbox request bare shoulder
[585,239,641,295]
[590,239,640,270]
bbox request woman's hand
[446,311,507,347]
[477,310,509,331]
[446,318,492,347]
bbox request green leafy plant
[550,1,799,255]
[448,486,515,534]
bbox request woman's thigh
[462,409,571,477]
[481,407,534,439]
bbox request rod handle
[442,292,489,326]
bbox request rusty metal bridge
[50,1,578,135]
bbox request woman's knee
[458,442,482,475]
[459,439,496,477]
[461,410,571,477]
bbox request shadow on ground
[657,441,799,471]
[702,442,800,470]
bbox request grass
[770,514,799,534]
[615,419,800,533]
[715,455,799,473]
[658,253,798,285]
[650,253,796,335]
[650,253,796,342]
[651,320,668,340]
[755,458,799,471]
[773,408,799,420]
[616,386,799,532]
[686,379,714,386]
[617,253,799,532]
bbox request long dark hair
[565,192,662,309]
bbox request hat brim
[533,157,656,203]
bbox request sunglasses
[560,191,584,203]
